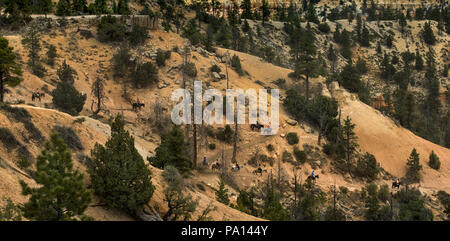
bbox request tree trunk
[0,73,4,103]
[231,112,238,163]
[305,74,310,102]
[193,123,197,169]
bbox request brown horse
[32,92,45,102]
[211,162,221,171]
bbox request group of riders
[28,87,405,189]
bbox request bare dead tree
[91,77,107,116]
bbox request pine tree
[149,125,192,174]
[406,148,422,183]
[240,0,252,19]
[117,0,130,15]
[46,44,57,66]
[51,82,86,116]
[343,116,358,174]
[56,0,71,16]
[34,0,52,16]
[415,51,424,71]
[421,21,436,45]
[21,22,45,77]
[398,12,407,33]
[20,134,92,221]
[215,177,230,205]
[72,0,87,14]
[89,115,155,214]
[0,36,22,103]
[57,60,76,84]
[364,184,380,220]
[260,0,270,25]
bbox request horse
[392,181,402,189]
[231,164,241,172]
[132,102,145,111]
[253,167,263,176]
[307,175,319,182]
[32,92,45,102]
[211,162,221,171]
[250,122,264,131]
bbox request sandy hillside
[0,10,449,220]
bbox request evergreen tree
[263,177,290,221]
[0,36,22,103]
[161,165,198,221]
[406,148,422,183]
[415,51,424,71]
[428,150,440,170]
[89,115,155,214]
[215,177,230,205]
[34,0,52,16]
[0,198,22,221]
[57,60,76,84]
[21,22,45,77]
[240,0,252,19]
[51,82,86,116]
[380,53,396,81]
[72,0,87,14]
[20,134,92,221]
[343,116,358,173]
[364,184,380,220]
[421,21,436,45]
[397,188,433,221]
[117,0,130,15]
[398,12,407,33]
[327,43,337,73]
[360,25,370,47]
[149,125,192,174]
[56,0,71,16]
[46,44,57,66]
[260,0,270,25]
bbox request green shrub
[17,155,32,170]
[282,151,294,164]
[51,82,86,116]
[355,153,379,181]
[0,105,44,143]
[128,24,148,46]
[131,62,158,88]
[378,184,389,203]
[97,16,126,42]
[428,151,440,170]
[318,23,331,33]
[53,126,84,151]
[339,186,349,195]
[231,55,243,75]
[182,62,197,78]
[266,144,274,152]
[216,125,234,143]
[156,49,171,67]
[0,128,20,151]
[208,143,216,150]
[210,64,221,73]
[286,132,299,145]
[293,146,307,164]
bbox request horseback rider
[202,156,207,166]
[235,162,240,171]
[395,177,399,186]
[311,170,315,178]
[35,88,40,98]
